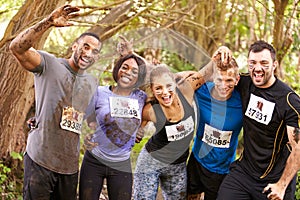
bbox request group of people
[9,4,300,200]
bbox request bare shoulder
[142,102,156,122]
[177,81,194,104]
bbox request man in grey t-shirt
[9,4,102,200]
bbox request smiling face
[248,49,277,88]
[71,35,101,71]
[212,68,239,100]
[151,73,176,107]
[116,58,139,89]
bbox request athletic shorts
[187,152,227,200]
[23,153,78,200]
[217,161,297,200]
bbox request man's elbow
[9,39,25,62]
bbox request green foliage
[161,52,196,73]
[282,52,300,95]
[296,172,300,200]
[0,0,23,23]
[0,153,23,200]
[131,136,150,171]
[10,152,23,161]
[0,162,11,185]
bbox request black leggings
[79,151,133,200]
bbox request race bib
[245,94,275,125]
[202,124,232,148]
[60,106,84,134]
[109,96,140,119]
[165,116,194,141]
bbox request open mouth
[253,72,264,82]
[79,56,91,66]
[162,95,172,105]
[120,76,132,83]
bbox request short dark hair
[76,32,101,43]
[248,40,276,61]
[112,54,147,88]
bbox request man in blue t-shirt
[187,56,243,200]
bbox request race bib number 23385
[60,106,84,134]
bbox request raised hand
[46,4,80,27]
[212,46,232,70]
[117,35,133,56]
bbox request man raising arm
[10,4,102,200]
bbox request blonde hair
[149,64,174,84]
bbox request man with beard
[216,41,300,200]
[9,4,102,200]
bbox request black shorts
[217,161,297,200]
[187,152,227,200]
[23,153,78,200]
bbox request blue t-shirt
[90,86,147,162]
[192,82,243,174]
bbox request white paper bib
[245,93,275,125]
[60,106,84,134]
[109,96,140,119]
[202,124,232,148]
[165,116,194,141]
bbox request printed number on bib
[165,116,194,141]
[110,96,140,119]
[245,94,275,125]
[60,106,84,134]
[202,124,232,148]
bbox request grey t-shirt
[26,51,97,174]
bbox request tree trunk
[0,0,67,161]
[272,0,290,78]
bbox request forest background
[0,0,299,199]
